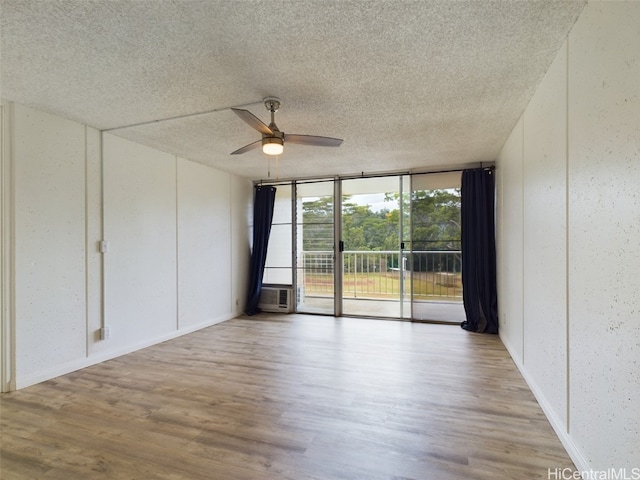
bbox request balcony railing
[300,250,462,301]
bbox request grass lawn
[302,271,462,301]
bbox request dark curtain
[245,185,277,316]
[460,168,498,334]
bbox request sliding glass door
[340,176,410,318]
[295,181,335,314]
[410,172,465,323]
[266,171,466,323]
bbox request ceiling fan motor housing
[262,135,283,146]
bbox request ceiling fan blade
[285,134,343,147]
[231,108,273,135]
[230,139,262,155]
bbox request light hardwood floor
[0,314,576,479]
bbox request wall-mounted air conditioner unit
[259,285,293,313]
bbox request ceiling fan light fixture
[262,137,284,156]
[230,98,343,157]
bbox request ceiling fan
[230,97,343,156]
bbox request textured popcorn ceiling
[0,0,585,180]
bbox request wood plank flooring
[0,314,576,479]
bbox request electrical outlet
[100,325,111,340]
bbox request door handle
[339,241,344,252]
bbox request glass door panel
[295,181,334,314]
[264,185,292,285]
[399,175,411,319]
[341,176,407,318]
[410,172,465,323]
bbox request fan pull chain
[265,154,281,179]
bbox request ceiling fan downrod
[264,96,281,129]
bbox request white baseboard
[15,314,236,390]
[500,334,591,474]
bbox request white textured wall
[86,126,104,353]
[496,116,523,360]
[12,104,87,384]
[103,135,178,345]
[230,175,252,313]
[177,157,231,328]
[0,103,6,390]
[4,104,250,389]
[522,43,568,427]
[566,2,640,468]
[497,1,640,470]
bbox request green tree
[410,189,461,251]
[301,189,461,257]
[301,196,333,251]
[410,188,461,272]
[342,201,391,250]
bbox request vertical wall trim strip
[100,132,106,334]
[229,174,235,314]
[521,116,525,363]
[0,103,6,392]
[175,156,180,331]
[9,103,16,391]
[565,37,571,435]
[0,103,10,392]
[84,125,89,357]
[1,103,17,391]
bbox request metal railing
[299,250,462,300]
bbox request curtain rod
[254,163,495,187]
